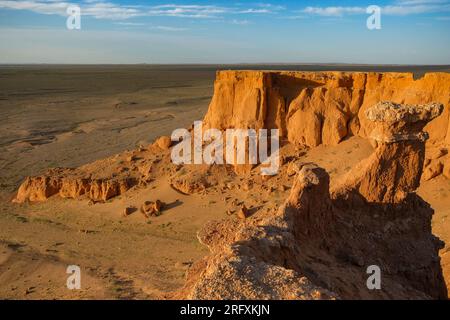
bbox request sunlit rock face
[203,71,450,178]
[177,100,447,300]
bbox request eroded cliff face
[177,102,447,300]
[203,71,450,178]
[12,141,173,204]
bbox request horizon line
[1,63,450,67]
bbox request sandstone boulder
[123,207,136,217]
[154,136,172,150]
[237,205,249,220]
[141,200,163,218]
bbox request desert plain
[0,64,450,299]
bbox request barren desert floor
[0,65,449,299]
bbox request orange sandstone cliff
[203,71,450,178]
[176,101,447,300]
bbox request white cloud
[83,2,143,20]
[114,21,145,26]
[230,19,250,25]
[150,25,188,32]
[383,4,450,15]
[238,8,270,14]
[0,1,284,20]
[303,6,365,16]
[396,0,449,4]
[302,0,450,17]
[147,4,227,19]
[0,0,70,16]
[0,0,145,19]
[237,3,284,14]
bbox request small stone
[154,136,172,150]
[25,287,35,295]
[123,207,136,217]
[140,200,163,218]
[237,205,249,220]
[127,155,136,162]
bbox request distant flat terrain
[0,65,216,190]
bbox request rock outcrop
[12,137,175,203]
[203,71,450,178]
[13,168,137,203]
[332,101,443,203]
[177,101,447,300]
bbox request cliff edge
[203,71,450,179]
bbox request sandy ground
[0,65,215,190]
[0,65,449,299]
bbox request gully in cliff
[170,121,280,175]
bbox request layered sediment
[203,71,450,178]
[178,101,447,300]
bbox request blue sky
[0,0,449,64]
